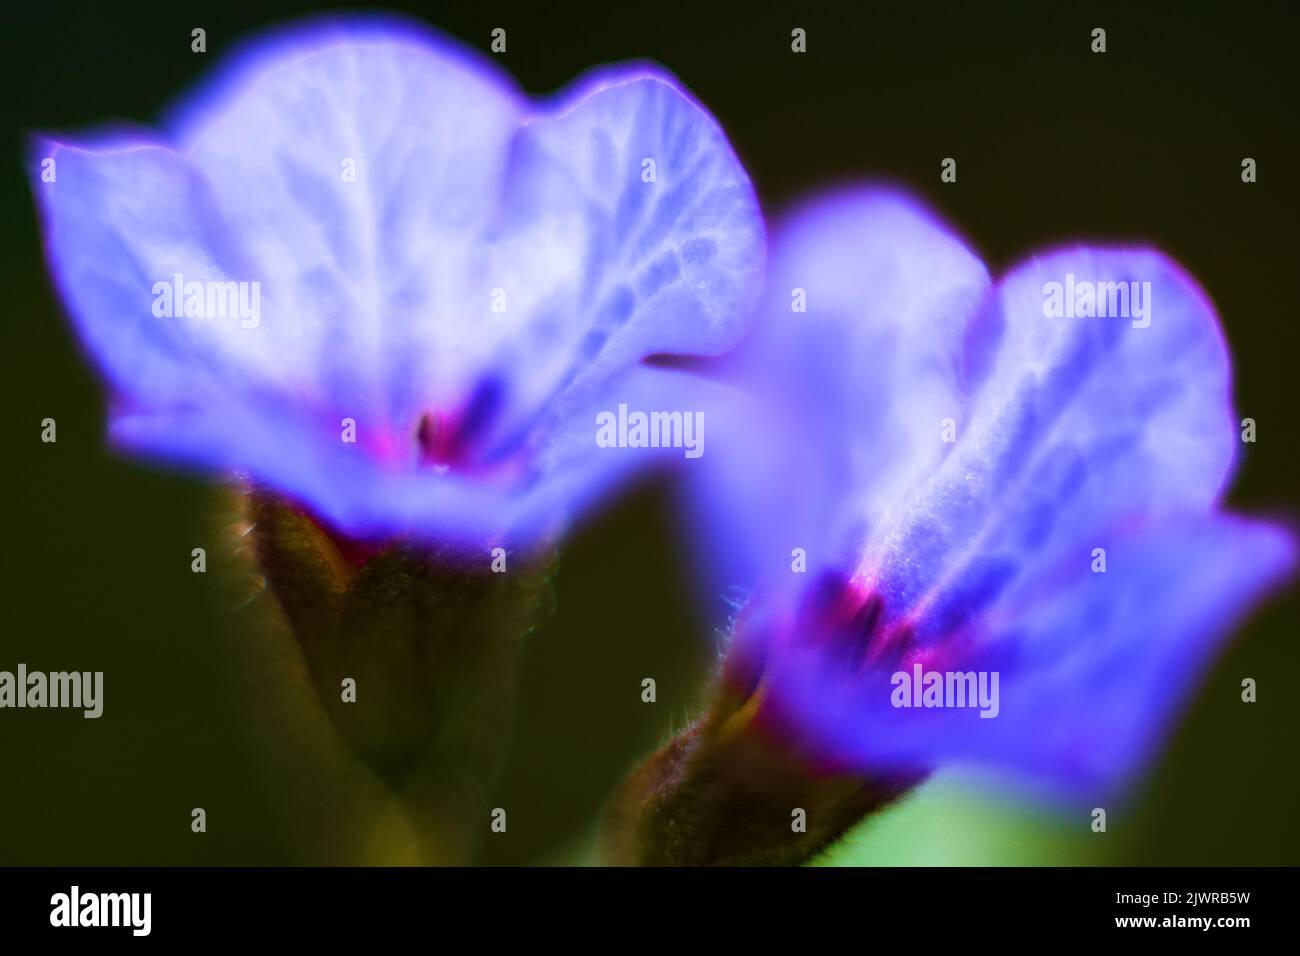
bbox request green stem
[238,489,555,864]
[601,670,925,866]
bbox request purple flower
[688,186,1294,798]
[29,16,762,552]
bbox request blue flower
[687,186,1294,798]
[29,16,763,553]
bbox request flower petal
[469,68,764,459]
[175,20,524,428]
[29,139,281,414]
[682,187,990,600]
[761,514,1294,795]
[30,18,763,546]
[860,246,1239,645]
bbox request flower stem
[601,666,925,866]
[239,489,555,864]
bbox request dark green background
[1,0,1296,864]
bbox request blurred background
[1,0,1296,865]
